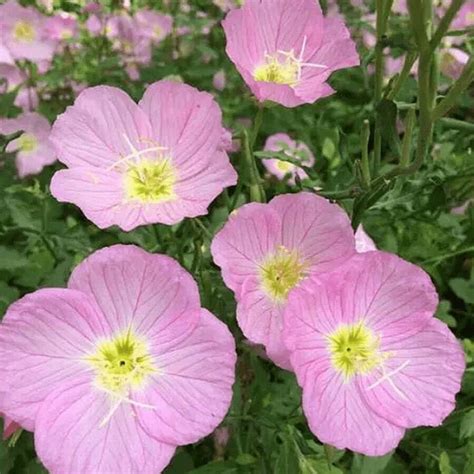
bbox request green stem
[386,51,418,100]
[193,218,213,240]
[360,120,371,189]
[439,117,474,132]
[400,109,416,167]
[430,0,465,52]
[432,56,474,121]
[250,104,264,148]
[373,0,387,174]
[242,129,265,203]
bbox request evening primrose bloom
[0,0,55,62]
[0,245,236,473]
[262,133,315,184]
[284,251,465,455]
[50,80,237,231]
[211,192,355,369]
[0,113,56,178]
[222,0,359,107]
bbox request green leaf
[351,452,394,474]
[235,453,256,466]
[435,300,457,328]
[0,246,29,271]
[438,451,451,474]
[449,276,474,305]
[460,410,474,439]
[376,99,401,157]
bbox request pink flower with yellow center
[222,0,359,107]
[50,81,237,231]
[0,0,55,62]
[211,192,356,369]
[0,245,236,473]
[135,9,173,44]
[284,251,465,455]
[0,112,56,178]
[262,133,315,184]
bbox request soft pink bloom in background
[0,113,56,178]
[223,0,359,107]
[262,133,315,184]
[284,251,465,455]
[135,9,173,44]
[50,80,237,231]
[0,44,15,65]
[440,48,469,80]
[0,0,55,62]
[83,2,102,14]
[213,69,227,90]
[0,64,39,111]
[44,13,78,42]
[211,192,355,369]
[85,14,103,36]
[0,245,236,473]
[451,1,474,29]
[355,225,377,253]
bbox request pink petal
[0,289,107,430]
[138,80,224,170]
[302,358,405,455]
[210,202,281,296]
[133,309,236,445]
[359,318,465,428]
[35,377,176,473]
[50,167,126,229]
[2,415,20,440]
[269,192,356,273]
[68,245,201,343]
[50,86,152,168]
[355,224,377,253]
[238,277,292,370]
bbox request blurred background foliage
[0,0,473,473]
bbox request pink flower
[262,133,315,184]
[213,69,226,91]
[355,225,377,253]
[440,48,469,80]
[85,14,103,36]
[50,81,237,231]
[211,192,355,369]
[107,14,152,66]
[1,414,20,440]
[0,244,236,473]
[0,64,39,111]
[83,2,102,14]
[0,0,55,62]
[44,13,78,42]
[0,112,56,178]
[284,251,465,455]
[222,0,359,107]
[451,1,474,30]
[135,9,173,44]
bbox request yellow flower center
[275,160,294,173]
[153,26,163,38]
[125,158,176,204]
[253,52,300,86]
[87,330,155,395]
[327,321,388,382]
[260,246,307,303]
[13,21,36,43]
[18,133,38,153]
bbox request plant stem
[430,0,465,52]
[242,129,265,203]
[360,120,371,188]
[432,56,474,121]
[400,108,416,167]
[386,51,418,100]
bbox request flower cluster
[0,0,469,471]
[212,193,465,455]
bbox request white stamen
[99,389,157,428]
[367,360,410,400]
[106,134,168,172]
